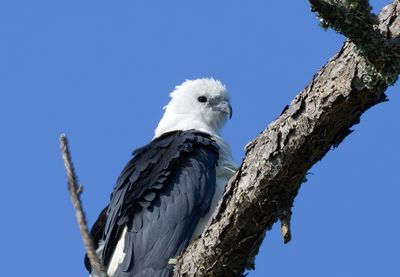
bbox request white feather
[107,227,127,276]
[154,78,230,138]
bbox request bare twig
[60,134,107,277]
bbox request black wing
[86,130,219,277]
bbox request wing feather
[86,130,219,277]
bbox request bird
[85,78,236,277]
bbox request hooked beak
[216,101,232,119]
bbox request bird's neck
[154,114,221,139]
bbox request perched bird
[85,78,236,277]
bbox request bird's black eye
[197,96,207,103]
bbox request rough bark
[174,2,400,276]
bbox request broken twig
[60,134,107,277]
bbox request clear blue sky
[1,1,398,276]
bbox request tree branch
[309,0,376,37]
[60,134,108,277]
[174,1,400,276]
[309,0,400,85]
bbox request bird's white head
[154,78,232,138]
